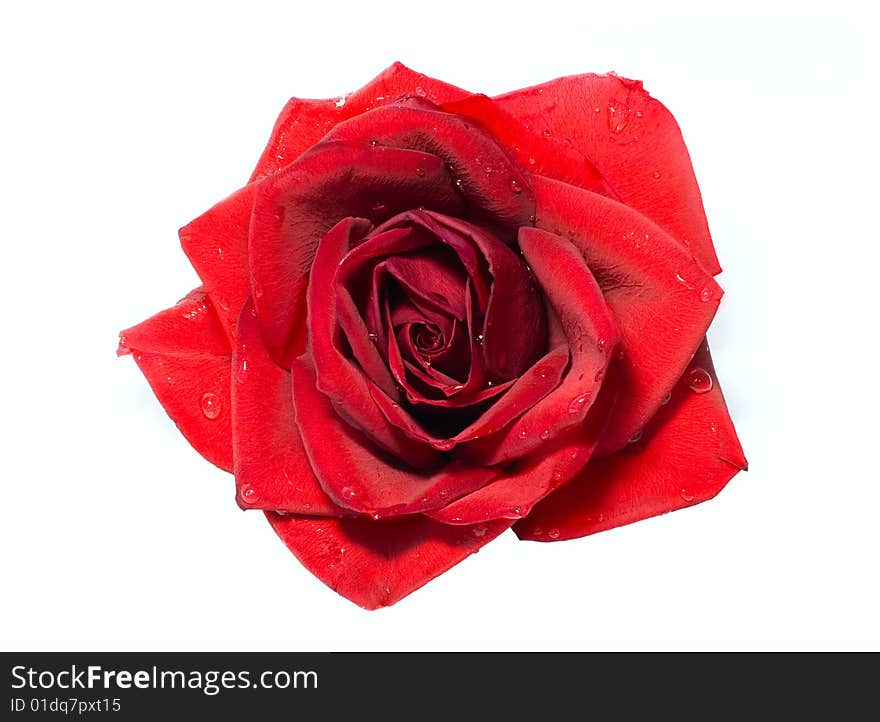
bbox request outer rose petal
[531,174,721,453]
[494,73,721,275]
[179,183,258,342]
[232,300,345,516]
[291,357,497,517]
[265,512,511,610]
[322,99,535,231]
[514,340,747,541]
[251,62,471,180]
[118,288,233,471]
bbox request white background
[2,0,877,651]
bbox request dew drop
[475,333,484,344]
[371,201,388,215]
[435,440,455,451]
[534,364,552,380]
[680,488,695,502]
[486,380,494,388]
[415,167,426,177]
[568,392,591,414]
[454,177,464,190]
[699,286,715,302]
[528,156,537,166]
[368,332,378,342]
[472,525,488,538]
[552,470,563,482]
[628,430,643,444]
[341,486,356,500]
[540,429,551,441]
[518,429,528,439]
[510,179,523,194]
[439,489,448,499]
[594,369,604,382]
[542,129,551,137]
[240,485,259,506]
[200,392,222,420]
[688,367,714,394]
[533,527,544,536]
[237,359,248,383]
[674,273,695,290]
[660,391,672,405]
[548,528,560,539]
[597,337,607,351]
[653,170,662,179]
[513,506,523,515]
[451,383,465,392]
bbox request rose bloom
[119,63,746,609]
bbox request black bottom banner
[2,652,875,719]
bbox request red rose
[119,62,746,609]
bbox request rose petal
[428,377,616,524]
[118,288,233,471]
[460,226,620,465]
[531,175,721,454]
[494,73,721,275]
[231,299,345,515]
[514,340,747,541]
[307,217,438,468]
[423,212,546,381]
[179,183,257,341]
[291,357,498,517]
[322,99,535,231]
[251,62,471,180]
[250,140,465,366]
[441,93,614,196]
[265,512,511,610]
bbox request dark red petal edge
[514,339,747,541]
[531,174,721,454]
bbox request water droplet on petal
[594,369,603,382]
[542,129,551,137]
[435,439,455,451]
[568,392,591,414]
[699,286,715,302]
[510,179,523,194]
[475,333,484,344]
[534,364,553,380]
[680,489,695,502]
[552,470,563,482]
[200,392,222,419]
[415,167,426,177]
[597,337,607,351]
[451,383,465,392]
[341,486,356,500]
[628,430,643,444]
[540,429,551,441]
[240,485,259,506]
[660,392,672,405]
[472,525,488,538]
[674,273,695,290]
[368,332,378,342]
[518,429,528,439]
[548,528,560,539]
[653,170,662,179]
[688,367,714,394]
[237,359,248,383]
